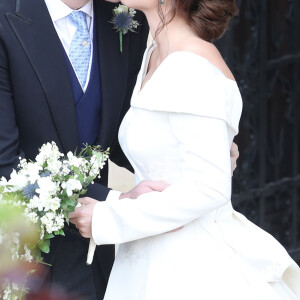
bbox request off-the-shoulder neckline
[138,44,237,95]
[165,51,237,83]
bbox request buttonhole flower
[111,5,140,53]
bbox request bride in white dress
[70,0,300,299]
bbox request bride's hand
[230,142,239,174]
[119,180,169,200]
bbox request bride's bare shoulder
[182,38,235,81]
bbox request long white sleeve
[92,113,232,245]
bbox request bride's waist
[190,201,234,227]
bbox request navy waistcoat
[63,22,102,147]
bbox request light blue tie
[69,11,91,89]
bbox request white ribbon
[86,238,96,265]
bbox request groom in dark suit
[0,0,149,299]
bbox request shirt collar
[44,0,93,22]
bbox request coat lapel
[94,0,129,148]
[7,0,79,153]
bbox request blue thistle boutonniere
[111,5,140,53]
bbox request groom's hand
[69,197,98,238]
[119,180,169,200]
[69,181,169,238]
[230,142,239,174]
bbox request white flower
[40,226,45,240]
[24,208,39,223]
[20,245,33,262]
[35,142,63,166]
[64,178,82,197]
[44,196,61,212]
[40,212,55,233]
[10,232,20,261]
[7,170,28,191]
[1,280,24,300]
[60,161,72,175]
[3,285,11,300]
[129,7,137,17]
[0,177,9,193]
[41,212,64,233]
[36,177,59,198]
[46,158,62,174]
[0,176,8,187]
[67,152,84,168]
[114,4,129,14]
[26,162,42,184]
[28,196,44,212]
[28,192,60,212]
[55,213,65,229]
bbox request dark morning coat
[0,0,148,298]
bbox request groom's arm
[0,39,26,179]
[85,183,111,202]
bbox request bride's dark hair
[157,0,238,42]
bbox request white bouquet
[0,142,109,262]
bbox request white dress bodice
[92,43,300,300]
[120,43,239,185]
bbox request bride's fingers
[230,142,239,159]
[169,226,184,233]
[142,180,170,192]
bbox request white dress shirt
[44,0,94,91]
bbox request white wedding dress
[92,43,300,299]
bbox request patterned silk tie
[69,11,91,89]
